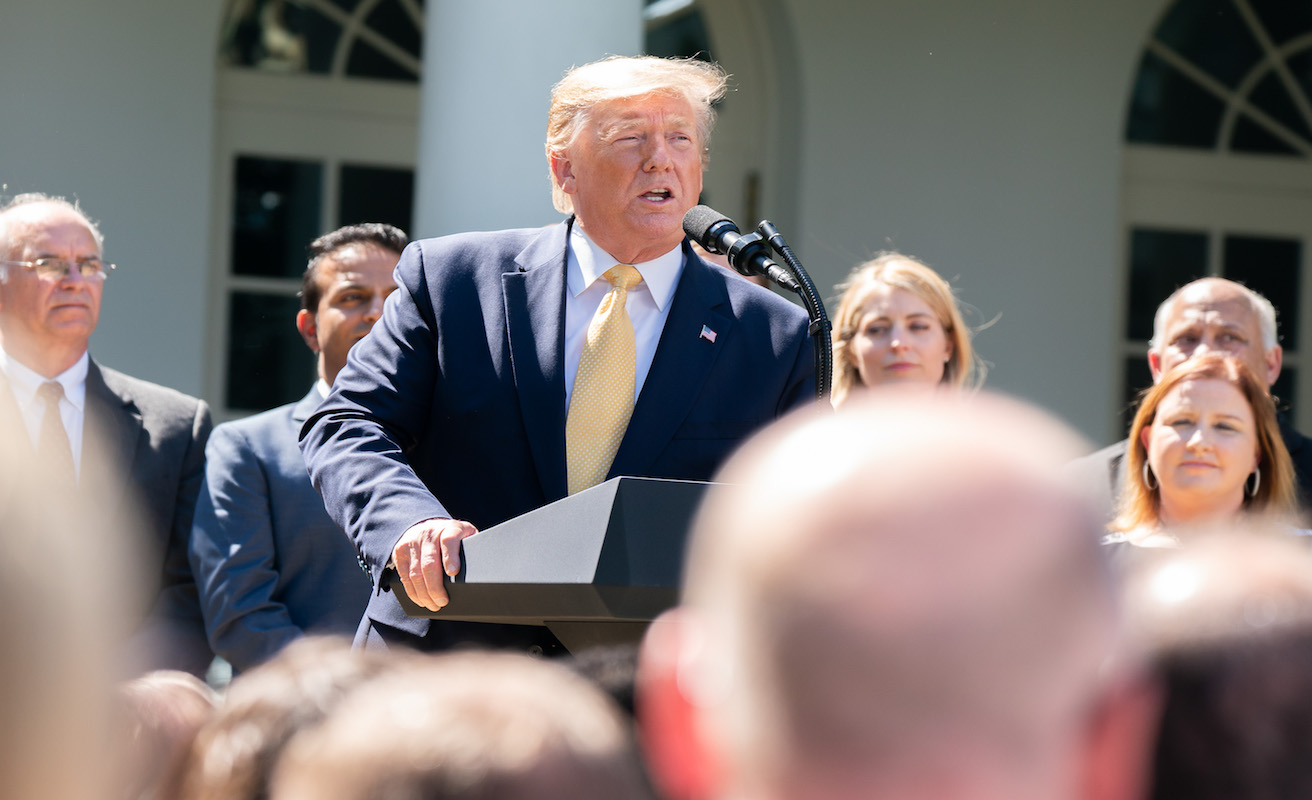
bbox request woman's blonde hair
[830,253,981,406]
[1110,354,1297,535]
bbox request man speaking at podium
[301,55,815,653]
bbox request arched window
[1120,0,1312,432]
[210,0,422,418]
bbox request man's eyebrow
[29,252,102,262]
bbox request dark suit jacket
[1067,414,1312,524]
[301,220,816,644]
[0,359,213,674]
[190,387,371,672]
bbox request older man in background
[0,193,212,675]
[638,393,1158,800]
[190,223,405,672]
[1070,277,1312,520]
[301,55,814,654]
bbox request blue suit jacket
[190,388,372,671]
[301,220,816,642]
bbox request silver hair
[1149,279,1278,352]
[0,193,106,258]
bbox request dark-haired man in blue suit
[301,55,816,652]
[190,223,405,672]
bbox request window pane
[226,292,312,411]
[233,156,323,279]
[1126,228,1208,341]
[1274,368,1298,424]
[1155,0,1262,90]
[346,0,423,82]
[219,0,340,75]
[1126,51,1225,148]
[1232,115,1301,156]
[1287,50,1312,124]
[1247,0,1312,48]
[1222,234,1301,352]
[645,8,715,61]
[1231,71,1309,156]
[338,164,414,232]
[1122,356,1153,436]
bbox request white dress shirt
[563,226,685,410]
[0,349,90,478]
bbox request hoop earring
[1142,462,1158,491]
[1247,468,1261,497]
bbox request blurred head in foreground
[0,405,138,800]
[638,392,1157,800]
[270,651,650,800]
[114,670,218,800]
[1123,529,1312,800]
[176,637,395,800]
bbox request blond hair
[546,55,728,214]
[830,253,981,406]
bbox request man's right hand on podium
[391,518,479,611]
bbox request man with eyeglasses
[0,192,213,676]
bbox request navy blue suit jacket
[301,220,816,643]
[190,387,372,672]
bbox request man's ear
[550,151,577,195]
[1265,344,1283,388]
[295,309,319,353]
[636,610,722,800]
[1148,349,1163,382]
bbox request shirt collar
[567,225,684,311]
[0,349,90,412]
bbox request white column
[413,0,644,237]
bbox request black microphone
[683,205,800,292]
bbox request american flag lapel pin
[699,324,718,343]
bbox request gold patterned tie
[37,381,76,485]
[566,264,642,495]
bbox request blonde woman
[831,253,980,406]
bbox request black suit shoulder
[96,364,211,429]
[1066,439,1128,523]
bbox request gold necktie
[566,264,642,495]
[37,381,76,485]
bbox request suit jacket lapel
[292,385,324,425]
[502,222,570,500]
[82,361,140,507]
[610,242,733,479]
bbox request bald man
[637,393,1158,800]
[1124,530,1312,800]
[1070,278,1312,521]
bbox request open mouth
[640,189,673,202]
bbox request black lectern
[393,477,710,652]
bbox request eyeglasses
[0,258,115,281]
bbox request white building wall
[0,0,1182,437]
[414,0,644,236]
[0,0,225,399]
[777,0,1168,442]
